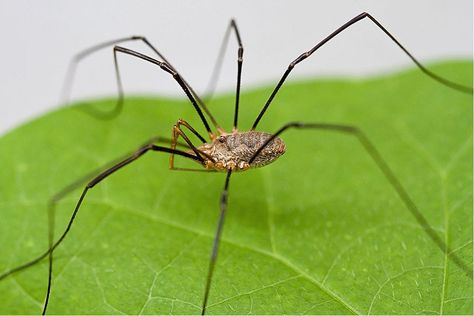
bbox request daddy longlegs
[0,12,472,314]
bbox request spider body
[198,131,286,171]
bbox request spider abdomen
[199,131,286,171]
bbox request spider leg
[231,20,244,131]
[251,12,473,129]
[59,36,221,129]
[169,119,218,172]
[170,119,215,171]
[0,140,202,315]
[204,19,243,104]
[44,134,191,309]
[174,118,208,144]
[204,19,244,130]
[113,46,217,139]
[249,122,472,279]
[201,170,233,315]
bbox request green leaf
[0,61,472,315]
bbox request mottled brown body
[197,131,286,171]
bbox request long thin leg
[1,137,189,278]
[2,136,192,312]
[232,20,244,131]
[40,135,193,312]
[113,46,216,139]
[201,170,233,315]
[41,135,190,314]
[60,36,221,130]
[202,19,243,131]
[251,12,473,130]
[250,122,472,279]
[0,143,202,314]
[204,20,239,101]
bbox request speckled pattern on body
[197,131,286,171]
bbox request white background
[0,0,472,134]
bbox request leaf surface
[0,61,472,314]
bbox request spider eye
[218,136,226,143]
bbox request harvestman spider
[0,12,472,314]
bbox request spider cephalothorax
[198,131,286,171]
